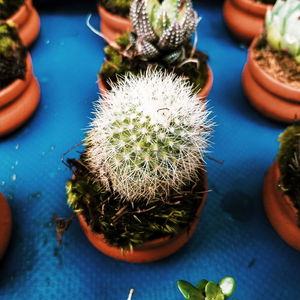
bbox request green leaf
[205,282,223,300]
[196,279,208,291]
[177,280,202,299]
[219,277,236,298]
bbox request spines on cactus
[265,0,300,63]
[85,69,212,202]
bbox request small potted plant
[242,0,300,123]
[98,0,213,99]
[0,21,40,137]
[1,0,40,46]
[0,193,12,260]
[264,123,300,251]
[177,276,236,299]
[66,70,213,263]
[223,0,275,43]
[97,0,132,42]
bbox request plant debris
[52,215,74,246]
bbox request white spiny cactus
[85,70,213,202]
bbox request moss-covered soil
[0,22,27,89]
[66,153,206,250]
[98,0,131,18]
[0,0,24,20]
[99,34,209,94]
[277,123,300,226]
[254,36,300,89]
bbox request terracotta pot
[242,38,300,123]
[263,162,300,251]
[77,174,208,263]
[7,0,40,46]
[98,5,132,43]
[0,54,40,137]
[97,64,214,100]
[223,0,272,44]
[0,193,12,260]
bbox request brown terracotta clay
[263,162,300,251]
[98,5,132,43]
[97,64,214,100]
[223,0,272,44]
[0,193,12,260]
[77,174,208,263]
[242,38,300,123]
[0,54,40,137]
[7,0,40,46]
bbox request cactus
[0,0,24,20]
[277,123,300,224]
[85,69,212,202]
[265,0,300,63]
[129,0,198,63]
[0,21,27,89]
[177,277,236,300]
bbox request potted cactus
[264,123,300,251]
[0,193,12,260]
[223,0,275,44]
[98,0,132,42]
[98,0,213,100]
[0,21,40,136]
[242,0,300,123]
[177,276,236,300]
[66,70,213,263]
[1,0,40,46]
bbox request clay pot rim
[231,0,272,16]
[248,36,300,102]
[98,5,130,28]
[7,0,30,27]
[76,170,207,252]
[98,63,213,99]
[0,53,32,108]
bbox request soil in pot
[66,154,208,263]
[99,34,212,98]
[223,0,274,44]
[0,193,12,260]
[242,36,300,123]
[98,0,131,18]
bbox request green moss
[99,0,131,18]
[66,155,205,250]
[277,123,300,225]
[0,22,27,89]
[99,33,208,94]
[0,0,24,20]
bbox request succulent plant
[129,0,199,63]
[277,123,300,223]
[265,0,300,63]
[0,21,26,89]
[85,69,212,202]
[0,0,24,20]
[177,277,236,300]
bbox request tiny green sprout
[177,277,236,300]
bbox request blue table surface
[1,1,299,299]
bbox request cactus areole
[99,0,209,93]
[66,70,213,251]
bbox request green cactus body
[86,70,212,202]
[265,0,300,63]
[0,22,27,89]
[277,124,300,224]
[0,0,24,20]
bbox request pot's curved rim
[231,0,272,17]
[98,5,132,29]
[8,0,30,27]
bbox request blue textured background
[1,1,299,299]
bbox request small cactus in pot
[65,70,213,258]
[98,0,211,95]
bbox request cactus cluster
[177,277,236,300]
[265,0,300,63]
[129,0,198,63]
[86,69,212,202]
[0,21,26,89]
[0,0,24,20]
